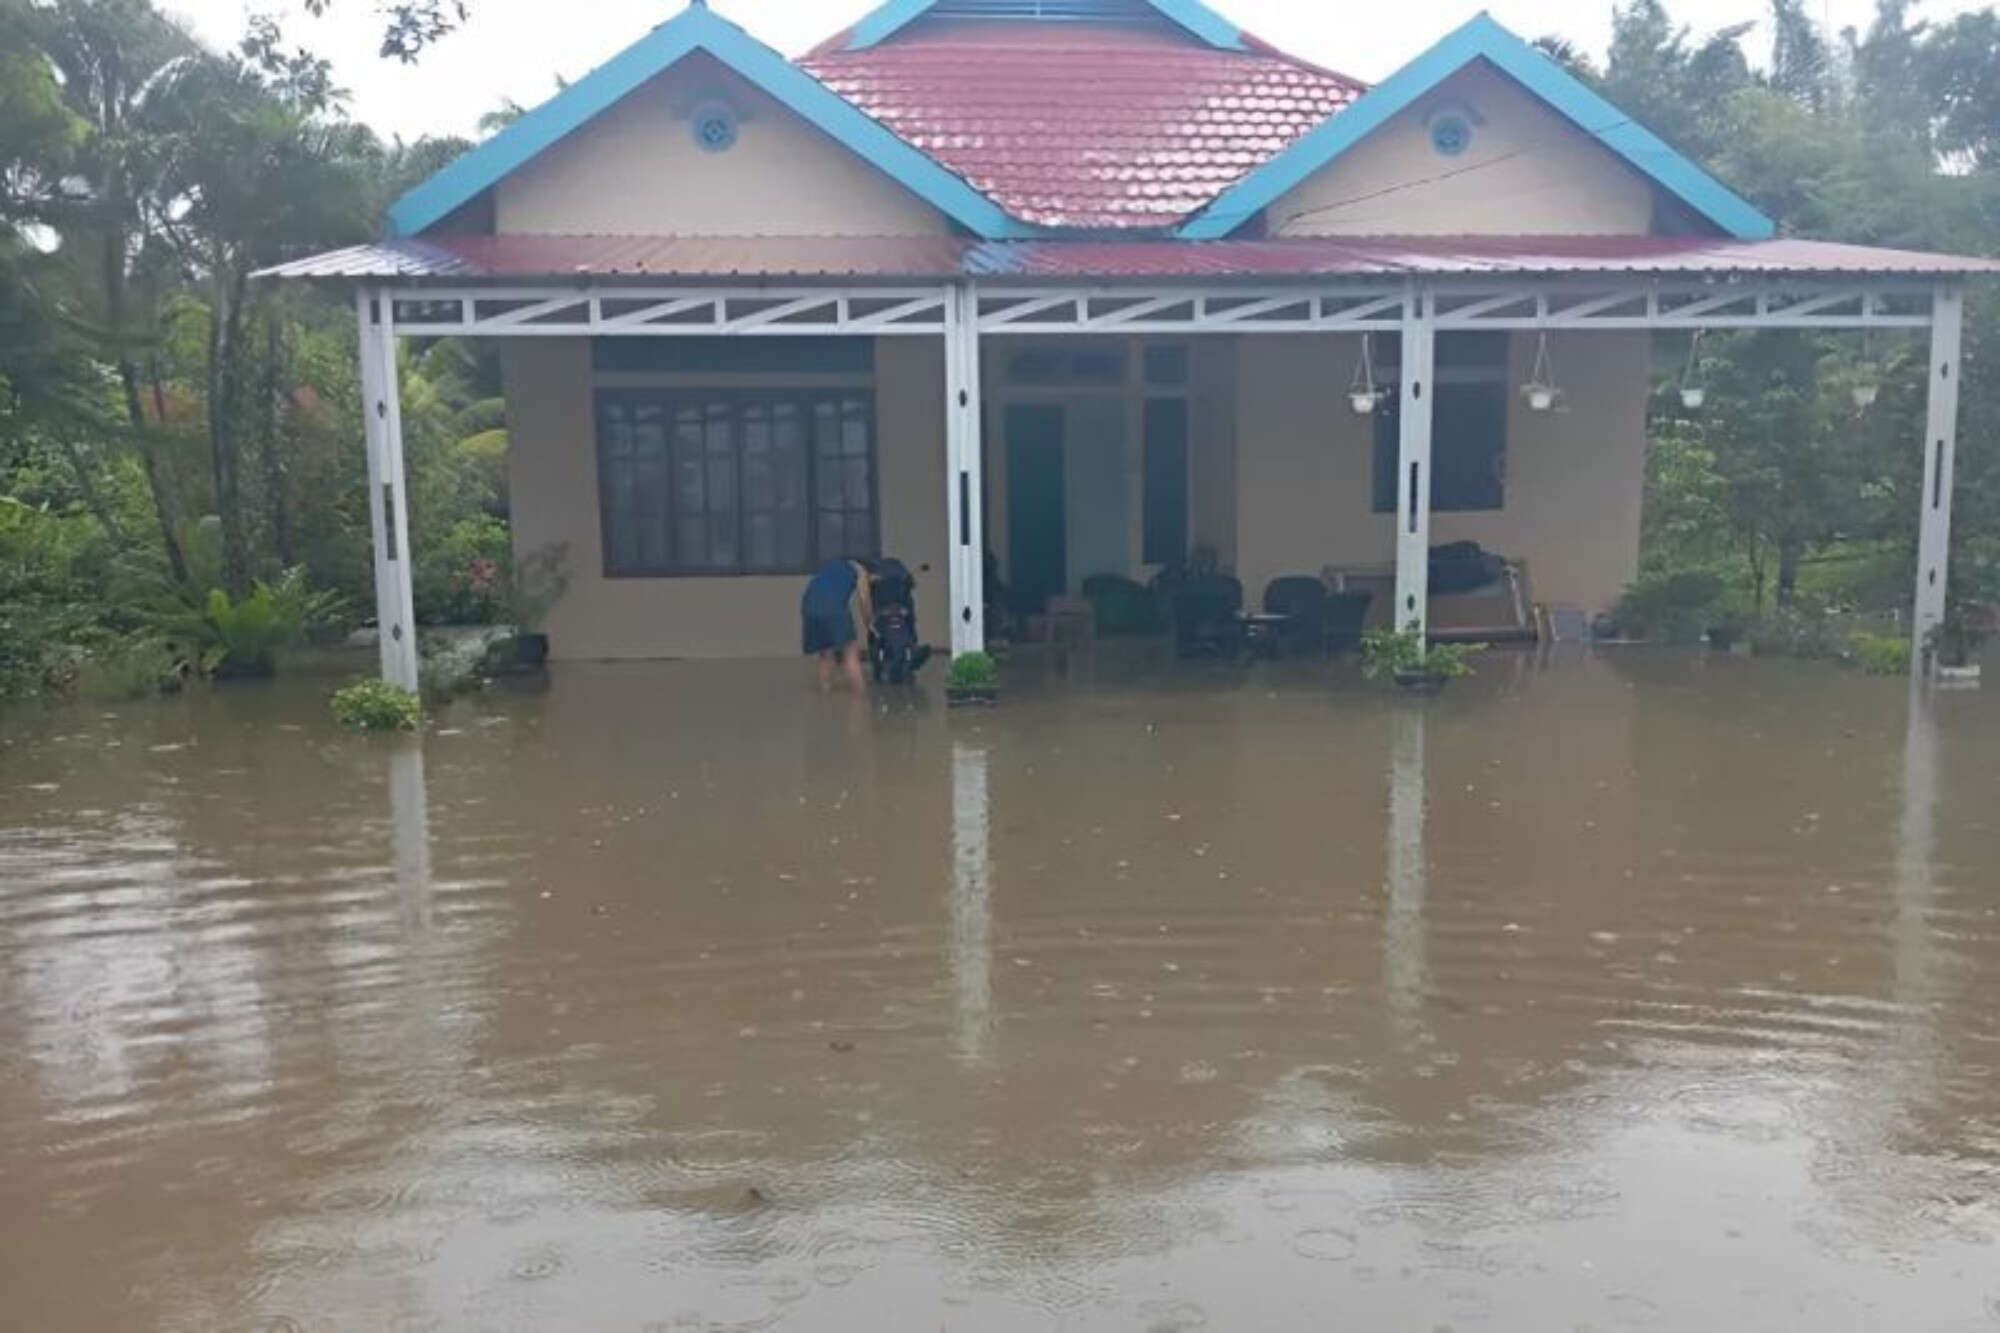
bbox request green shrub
[149,566,344,678]
[76,637,182,700]
[1361,625,1484,681]
[1,497,107,698]
[946,650,998,689]
[1748,603,1850,660]
[331,679,421,731]
[413,514,513,625]
[1614,569,1731,643]
[1849,632,1911,676]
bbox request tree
[34,0,202,582]
[141,23,377,591]
[302,0,468,60]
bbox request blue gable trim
[1175,13,1774,241]
[388,4,1030,239]
[846,0,1244,51]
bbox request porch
[266,234,1989,683]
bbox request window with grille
[596,390,876,577]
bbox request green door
[1005,404,1066,620]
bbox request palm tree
[34,0,200,582]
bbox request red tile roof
[799,21,1364,231]
[258,234,2000,283]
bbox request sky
[159,0,1985,142]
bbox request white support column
[943,283,986,657]
[1393,285,1437,642]
[1912,285,1964,669]
[355,288,420,692]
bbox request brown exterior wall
[1234,330,1652,614]
[501,337,946,660]
[500,329,1647,660]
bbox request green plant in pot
[504,543,571,668]
[1928,597,1991,673]
[1361,623,1484,694]
[945,650,1000,705]
[331,679,422,732]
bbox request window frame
[594,386,880,579]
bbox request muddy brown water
[1,649,1996,1331]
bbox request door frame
[982,337,1194,585]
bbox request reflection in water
[0,654,1996,1331]
[949,740,993,1065]
[1890,683,1944,1103]
[1383,707,1427,1043]
[389,738,432,925]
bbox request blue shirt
[802,559,859,615]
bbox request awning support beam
[944,283,986,657]
[1913,285,1963,672]
[1394,285,1437,648]
[356,287,420,692]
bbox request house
[264,0,1994,684]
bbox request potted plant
[1361,623,1484,695]
[1927,598,1989,683]
[504,543,571,668]
[945,649,1000,706]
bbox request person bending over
[801,557,873,692]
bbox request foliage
[946,650,999,689]
[0,494,113,696]
[1602,0,2000,627]
[414,514,511,624]
[1929,596,1995,667]
[1746,602,1852,659]
[0,0,499,703]
[1360,626,1484,680]
[303,0,468,61]
[1613,569,1735,642]
[149,565,343,677]
[1848,631,1911,676]
[331,677,420,731]
[75,635,181,699]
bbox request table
[1238,612,1290,661]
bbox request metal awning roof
[259,233,2000,284]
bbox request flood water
[1,649,1996,1331]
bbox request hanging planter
[1851,330,1881,409]
[1520,332,1562,412]
[1678,330,1707,410]
[1348,332,1383,415]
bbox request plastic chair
[1263,576,1331,656]
[1174,574,1245,658]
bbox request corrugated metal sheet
[258,234,2000,283]
[800,21,1363,230]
